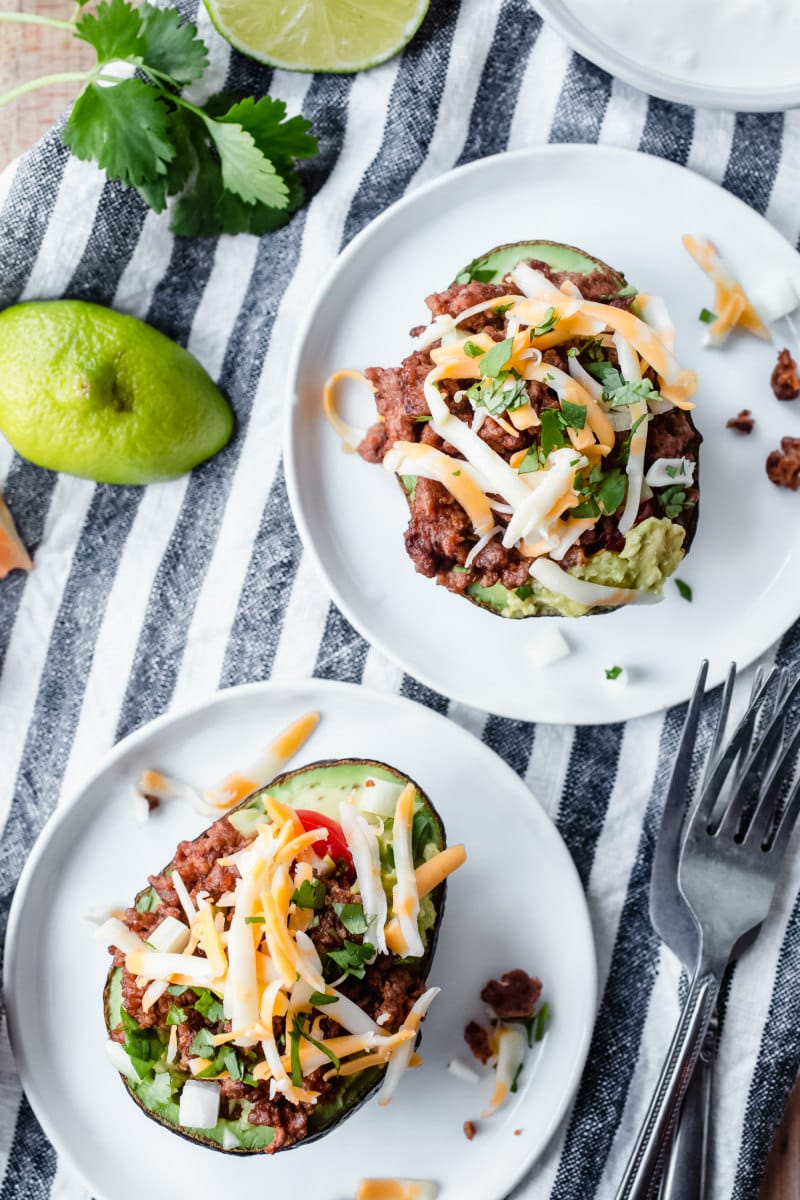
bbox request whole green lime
[0,301,234,485]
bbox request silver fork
[616,665,800,1200]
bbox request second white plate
[4,680,596,1200]
[286,145,800,724]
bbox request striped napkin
[1,2,800,1197]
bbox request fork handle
[614,967,721,1200]
[659,1016,717,1200]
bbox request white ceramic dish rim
[530,0,800,112]
[4,678,598,1200]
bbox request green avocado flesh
[468,517,685,618]
[455,240,627,291]
[106,759,446,1154]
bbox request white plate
[530,0,800,111]
[286,145,800,725]
[4,680,596,1200]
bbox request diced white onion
[525,627,571,669]
[749,276,799,325]
[148,915,190,955]
[94,918,145,956]
[179,1080,221,1130]
[357,777,404,819]
[133,791,151,827]
[222,1127,241,1150]
[644,458,695,489]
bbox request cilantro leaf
[199,114,289,208]
[74,0,144,62]
[137,2,208,85]
[515,583,534,600]
[292,879,326,910]
[463,340,482,358]
[596,468,627,515]
[606,666,623,680]
[539,408,568,458]
[587,361,661,409]
[309,991,338,1007]
[194,989,225,1023]
[333,902,370,936]
[64,79,174,187]
[699,308,717,325]
[327,940,375,980]
[570,497,600,518]
[657,485,693,519]
[466,371,527,417]
[189,1027,216,1057]
[531,306,558,338]
[518,446,541,474]
[479,337,514,379]
[218,96,317,164]
[166,1005,187,1025]
[675,578,692,602]
[560,398,587,430]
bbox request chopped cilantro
[699,308,717,325]
[657,485,692,519]
[535,1003,550,1041]
[194,989,226,1022]
[189,1027,216,1057]
[510,1062,525,1094]
[400,474,417,502]
[289,1016,304,1087]
[413,414,432,423]
[466,370,528,417]
[494,303,513,317]
[333,902,370,936]
[310,991,338,1007]
[675,578,692,602]
[327,940,375,980]
[587,361,661,408]
[606,666,623,680]
[479,337,515,379]
[530,306,558,339]
[292,879,326,910]
[412,806,438,859]
[515,583,534,601]
[166,1005,188,1025]
[463,340,482,358]
[560,398,587,430]
[570,497,600,519]
[665,462,686,479]
[596,468,627,515]
[245,915,265,925]
[518,445,541,474]
[452,565,470,574]
[539,408,568,458]
[167,984,186,996]
[452,469,461,476]
[135,888,160,914]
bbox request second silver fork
[616,664,800,1200]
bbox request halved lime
[203,0,430,73]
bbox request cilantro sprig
[0,0,317,237]
[587,361,661,409]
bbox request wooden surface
[1,2,800,1196]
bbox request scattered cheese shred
[683,235,770,345]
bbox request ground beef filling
[357,263,700,599]
[111,816,426,1153]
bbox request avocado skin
[104,757,448,1154]
[401,238,699,619]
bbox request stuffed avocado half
[327,239,700,619]
[102,758,461,1155]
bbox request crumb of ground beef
[465,1020,493,1064]
[481,970,542,1020]
[766,437,800,489]
[514,1129,523,1136]
[464,1120,477,1140]
[148,816,246,908]
[727,409,755,434]
[771,348,800,401]
[146,795,160,812]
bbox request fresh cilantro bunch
[3,0,317,237]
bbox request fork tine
[716,673,800,841]
[689,667,778,830]
[747,714,800,847]
[767,769,800,859]
[702,661,736,783]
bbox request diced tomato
[295,810,354,879]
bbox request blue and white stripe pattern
[1,2,800,1196]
